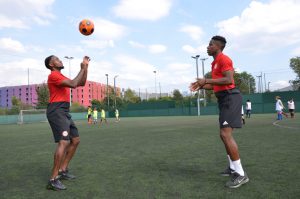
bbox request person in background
[115,109,120,122]
[275,96,288,120]
[93,107,98,124]
[287,98,295,118]
[245,99,252,118]
[87,106,92,124]
[100,109,108,124]
[241,105,245,125]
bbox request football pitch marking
[272,120,300,130]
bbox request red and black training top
[211,53,235,93]
[47,71,70,103]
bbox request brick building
[0,80,120,108]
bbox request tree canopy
[36,83,49,109]
[289,57,300,90]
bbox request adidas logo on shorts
[222,121,229,125]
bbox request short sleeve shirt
[47,71,70,103]
[211,53,235,92]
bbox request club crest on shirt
[62,131,68,137]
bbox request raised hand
[81,56,90,70]
[190,78,206,91]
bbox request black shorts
[289,109,294,113]
[215,89,242,129]
[47,102,79,143]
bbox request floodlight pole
[192,55,200,116]
[153,70,157,99]
[64,56,74,107]
[105,74,109,110]
[114,75,118,109]
[200,58,207,107]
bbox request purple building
[0,84,39,108]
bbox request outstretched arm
[190,70,234,92]
[60,56,90,88]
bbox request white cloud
[87,60,114,83]
[128,41,146,48]
[182,45,197,54]
[129,40,167,54]
[180,25,204,41]
[33,16,51,26]
[80,40,115,50]
[115,55,155,79]
[234,67,242,73]
[112,0,173,21]
[166,63,192,72]
[74,18,126,52]
[110,55,195,92]
[182,44,207,55]
[0,15,28,29]
[148,44,167,54]
[0,38,25,53]
[93,18,127,40]
[291,47,300,56]
[271,80,290,90]
[160,62,195,88]
[217,0,300,52]
[0,0,55,29]
[0,58,48,86]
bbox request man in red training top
[190,36,249,188]
[45,55,90,190]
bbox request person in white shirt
[287,98,295,118]
[245,99,251,118]
[241,105,245,124]
[275,96,288,120]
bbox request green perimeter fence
[0,91,299,125]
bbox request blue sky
[0,0,299,94]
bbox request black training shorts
[47,102,79,143]
[215,88,242,129]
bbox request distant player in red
[190,35,249,188]
[45,55,90,190]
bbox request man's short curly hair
[212,35,227,50]
[45,55,54,70]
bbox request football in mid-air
[79,19,94,36]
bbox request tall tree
[11,96,21,107]
[124,88,141,103]
[289,57,300,90]
[234,72,256,94]
[36,83,49,109]
[172,89,183,101]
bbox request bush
[70,102,86,112]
